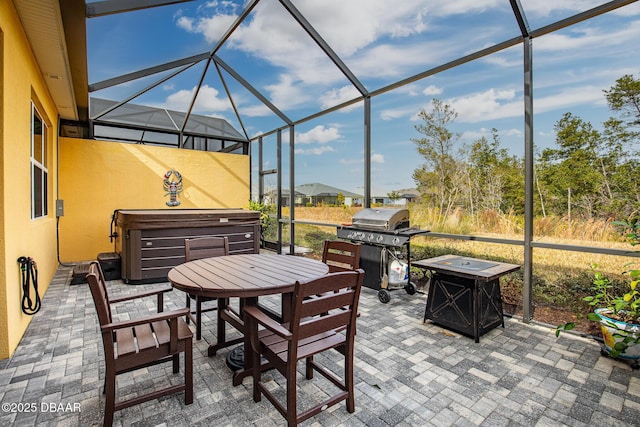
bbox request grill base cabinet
[116,209,260,284]
[359,244,385,290]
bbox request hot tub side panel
[116,209,260,283]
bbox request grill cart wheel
[405,282,417,295]
[378,289,391,303]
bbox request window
[31,103,48,219]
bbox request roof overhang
[13,0,88,121]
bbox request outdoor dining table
[167,253,329,385]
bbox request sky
[86,0,640,196]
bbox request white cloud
[239,103,272,117]
[296,125,341,144]
[438,84,607,124]
[339,158,362,165]
[371,153,385,163]
[461,128,491,141]
[523,0,621,18]
[534,85,605,113]
[176,16,194,32]
[295,145,335,155]
[320,86,362,110]
[502,128,522,137]
[535,21,640,53]
[380,107,417,121]
[179,12,238,44]
[264,74,311,109]
[176,0,466,86]
[449,88,518,122]
[163,84,229,112]
[422,85,443,96]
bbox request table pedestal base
[226,346,244,371]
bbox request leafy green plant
[556,220,640,358]
[248,200,275,243]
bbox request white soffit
[13,0,78,120]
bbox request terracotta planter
[594,308,640,360]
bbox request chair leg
[251,344,261,402]
[172,354,180,374]
[345,344,355,413]
[185,295,191,325]
[185,338,193,405]
[286,362,298,427]
[104,368,116,427]
[305,356,314,379]
[196,296,202,340]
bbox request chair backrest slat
[322,240,361,273]
[300,290,355,318]
[291,269,364,341]
[299,310,353,340]
[185,236,229,261]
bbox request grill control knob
[376,235,384,243]
[368,233,374,241]
[392,237,400,245]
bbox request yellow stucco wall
[0,1,251,359]
[58,138,251,262]
[1,1,60,359]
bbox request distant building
[263,184,420,207]
[263,189,305,207]
[294,183,362,206]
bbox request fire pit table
[414,254,520,343]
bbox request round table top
[168,253,329,299]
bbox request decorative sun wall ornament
[163,169,183,206]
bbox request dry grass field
[274,205,639,335]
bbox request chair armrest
[109,287,173,303]
[243,305,292,340]
[101,307,190,332]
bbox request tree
[387,191,402,201]
[601,74,640,218]
[604,74,640,129]
[411,99,464,221]
[467,129,523,215]
[537,113,604,218]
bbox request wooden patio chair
[322,240,361,272]
[85,261,193,426]
[183,236,229,340]
[244,269,365,427]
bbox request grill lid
[351,208,409,231]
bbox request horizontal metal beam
[371,36,523,98]
[417,232,640,258]
[91,119,249,144]
[89,53,209,92]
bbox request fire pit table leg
[473,280,480,343]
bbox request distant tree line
[412,74,640,227]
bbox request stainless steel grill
[336,208,429,303]
[350,208,409,231]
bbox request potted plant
[556,220,640,366]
